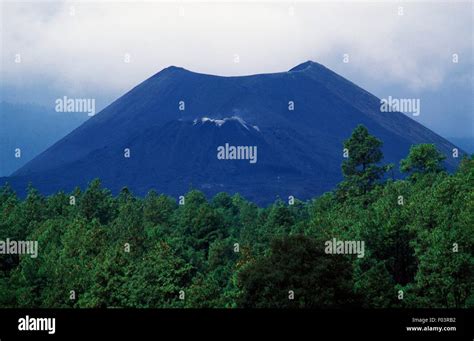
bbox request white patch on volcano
[193,116,260,132]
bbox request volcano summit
[2,61,463,204]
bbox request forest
[0,125,472,308]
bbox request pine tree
[340,125,388,196]
[400,144,446,180]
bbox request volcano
[2,61,464,204]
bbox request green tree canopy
[238,235,357,308]
[400,144,446,179]
[340,125,388,195]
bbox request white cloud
[0,0,472,96]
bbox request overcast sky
[1,0,472,138]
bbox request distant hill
[0,102,88,176]
[447,137,474,154]
[2,61,467,204]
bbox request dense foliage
[0,126,472,308]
